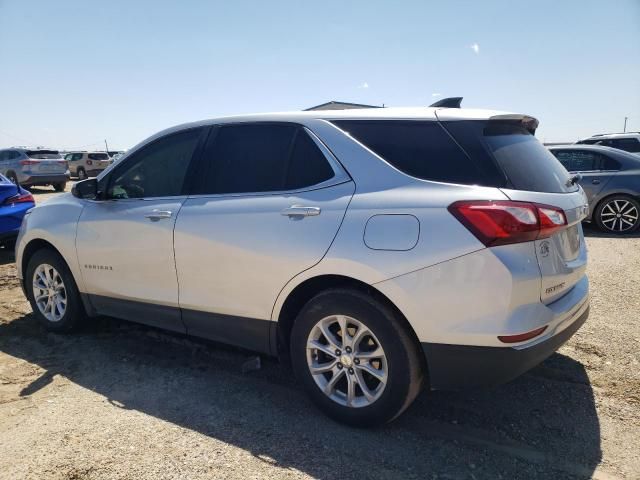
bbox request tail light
[86,159,93,165]
[19,160,39,166]
[58,160,68,169]
[3,192,34,205]
[448,200,567,247]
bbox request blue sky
[0,0,638,149]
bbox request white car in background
[64,152,112,180]
[577,132,640,155]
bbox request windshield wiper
[566,173,582,187]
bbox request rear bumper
[423,304,589,390]
[21,174,69,186]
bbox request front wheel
[594,195,640,234]
[25,248,85,332]
[77,168,87,180]
[290,289,424,427]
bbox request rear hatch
[88,153,111,169]
[26,150,67,175]
[440,115,589,304]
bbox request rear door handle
[281,205,321,218]
[592,179,600,185]
[144,209,173,221]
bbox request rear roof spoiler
[488,114,539,135]
[429,97,463,108]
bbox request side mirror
[72,178,98,200]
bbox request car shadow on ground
[0,247,15,266]
[0,314,602,478]
[583,223,640,238]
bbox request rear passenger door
[552,150,615,204]
[173,123,355,352]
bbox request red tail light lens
[19,160,39,166]
[448,200,567,247]
[3,192,34,205]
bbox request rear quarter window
[88,153,109,160]
[331,120,499,186]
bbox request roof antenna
[429,97,463,108]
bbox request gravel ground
[0,185,638,479]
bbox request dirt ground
[0,185,638,479]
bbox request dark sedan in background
[549,145,640,234]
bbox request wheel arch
[20,237,94,316]
[21,238,63,288]
[273,274,426,373]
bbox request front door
[76,127,205,332]
[174,123,354,352]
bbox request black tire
[53,182,66,192]
[594,195,640,234]
[77,168,87,180]
[290,288,424,427]
[25,248,86,333]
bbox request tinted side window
[108,128,201,199]
[285,130,334,190]
[332,120,491,186]
[552,150,599,171]
[601,154,621,170]
[88,153,109,160]
[608,138,640,153]
[198,124,296,194]
[444,121,575,193]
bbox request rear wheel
[53,182,66,192]
[594,195,640,234]
[25,248,85,332]
[290,289,424,427]
[77,168,87,180]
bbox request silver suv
[64,151,112,179]
[576,132,640,155]
[16,105,590,426]
[0,148,69,191]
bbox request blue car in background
[0,174,35,248]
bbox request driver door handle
[281,206,321,218]
[145,210,173,221]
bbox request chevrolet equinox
[16,103,590,426]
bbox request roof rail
[429,97,463,108]
[591,132,639,137]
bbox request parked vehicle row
[0,148,69,191]
[549,145,640,234]
[16,103,590,426]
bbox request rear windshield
[26,150,62,159]
[442,120,577,193]
[88,153,109,160]
[331,120,502,186]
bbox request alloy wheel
[306,315,388,408]
[32,264,67,322]
[599,199,639,232]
